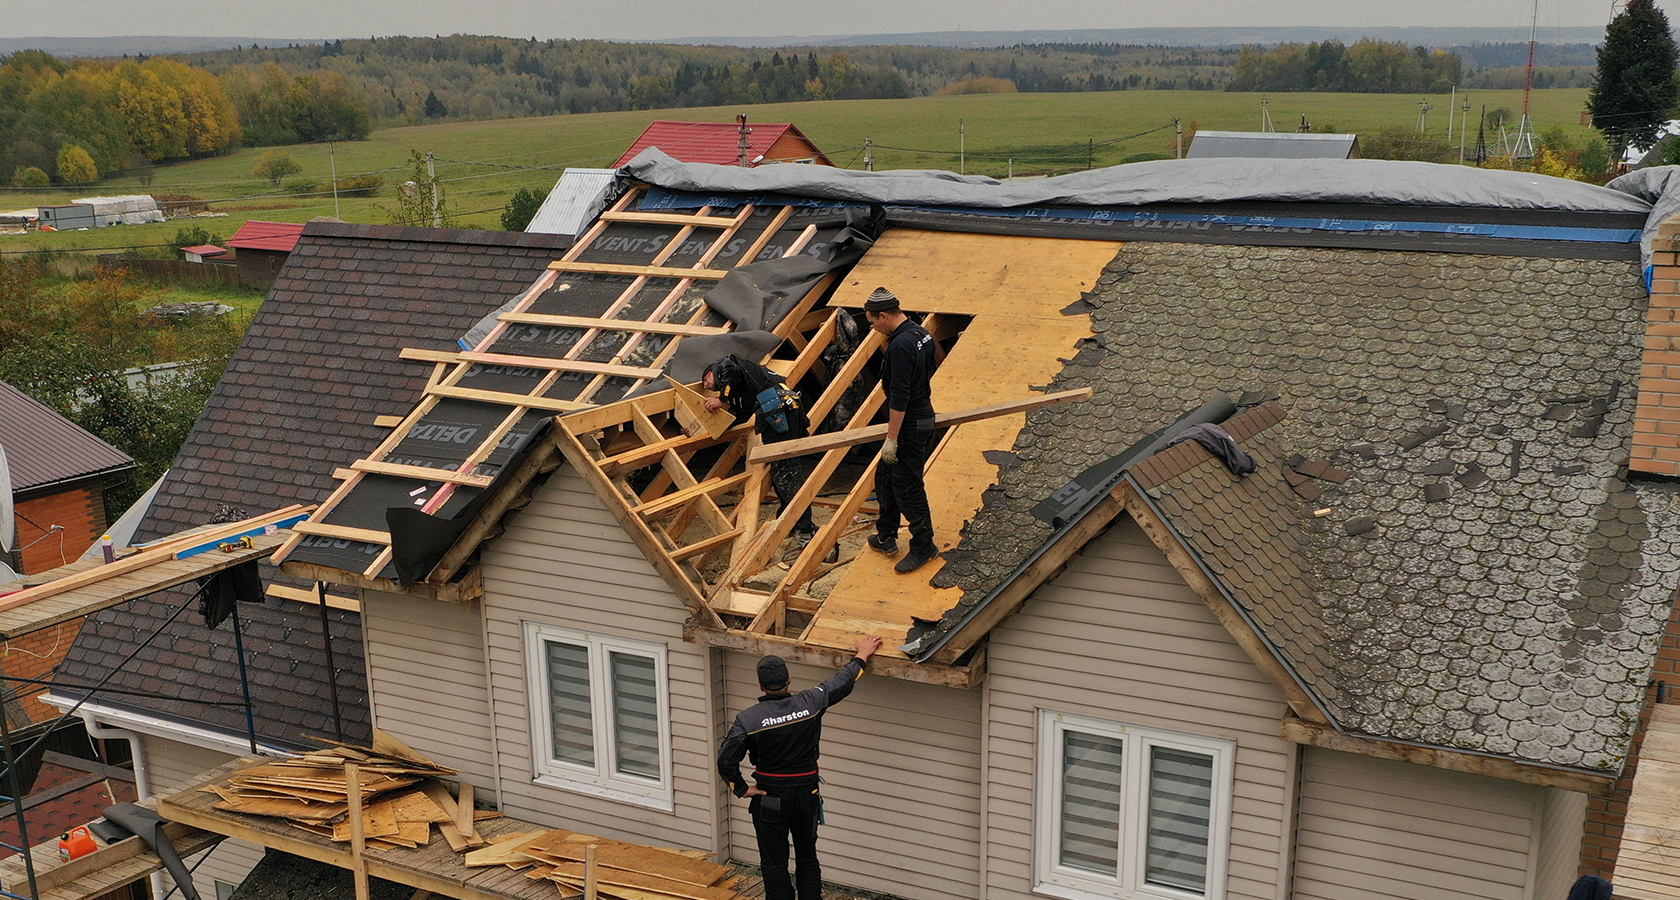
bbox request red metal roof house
[226,220,306,290]
[612,119,835,168]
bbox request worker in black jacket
[717,635,884,900]
[703,354,817,543]
[863,286,939,573]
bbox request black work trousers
[875,417,935,553]
[751,785,823,900]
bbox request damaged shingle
[1397,423,1450,450]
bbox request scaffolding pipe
[0,708,36,899]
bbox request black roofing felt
[925,240,1672,772]
[285,201,870,581]
[55,224,569,746]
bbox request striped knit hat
[864,286,900,312]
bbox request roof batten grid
[276,193,826,594]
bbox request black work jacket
[880,319,935,420]
[717,658,867,797]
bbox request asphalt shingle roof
[929,241,1674,772]
[56,223,569,747]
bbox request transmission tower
[1513,0,1539,157]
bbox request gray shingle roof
[55,223,569,747]
[929,241,1673,772]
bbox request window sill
[1035,878,1209,900]
[532,772,675,813]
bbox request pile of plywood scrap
[466,828,745,900]
[201,734,492,852]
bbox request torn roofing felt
[284,201,880,584]
[915,240,1675,773]
[624,150,1680,265]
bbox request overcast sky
[1,0,1663,42]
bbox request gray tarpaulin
[624,149,1680,270]
[664,331,787,384]
[624,148,1653,214]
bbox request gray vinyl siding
[1291,748,1540,900]
[1538,785,1585,900]
[1535,788,1588,900]
[360,588,497,800]
[479,469,720,852]
[144,737,265,899]
[982,517,1297,900]
[722,654,983,900]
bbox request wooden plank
[599,210,749,228]
[456,782,476,843]
[748,389,1093,464]
[346,764,372,900]
[684,624,983,689]
[425,384,589,414]
[0,506,309,611]
[827,230,1122,314]
[713,591,771,618]
[668,528,744,563]
[634,473,752,519]
[276,559,480,603]
[499,313,730,337]
[548,261,729,280]
[266,583,361,611]
[457,351,660,381]
[669,380,734,441]
[375,415,405,428]
[293,522,393,546]
[1280,716,1617,796]
[350,459,496,488]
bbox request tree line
[1226,39,1464,93]
[0,50,370,186]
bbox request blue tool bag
[756,386,793,434]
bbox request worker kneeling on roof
[718,635,883,900]
[704,354,818,545]
[863,286,938,573]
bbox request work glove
[882,437,898,465]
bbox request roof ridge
[1131,401,1285,491]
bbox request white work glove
[882,437,898,465]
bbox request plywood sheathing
[799,230,1121,655]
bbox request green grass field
[0,87,1594,249]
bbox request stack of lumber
[202,737,487,851]
[466,828,745,900]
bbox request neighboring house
[0,379,133,723]
[612,119,835,167]
[47,222,573,900]
[180,243,229,263]
[1187,130,1360,159]
[259,156,1680,900]
[225,220,306,290]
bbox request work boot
[867,534,898,555]
[895,546,938,574]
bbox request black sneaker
[894,547,938,574]
[866,534,899,555]
[793,530,816,549]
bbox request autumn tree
[10,166,46,187]
[55,143,97,183]
[253,149,302,186]
[1588,0,1680,156]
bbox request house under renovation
[15,152,1680,900]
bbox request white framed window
[524,622,673,809]
[1035,710,1234,900]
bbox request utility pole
[1458,98,1471,165]
[1475,104,1488,166]
[864,137,873,172]
[1007,157,1013,179]
[329,141,340,219]
[1088,138,1093,170]
[1513,0,1539,158]
[1447,85,1456,142]
[959,120,965,175]
[425,151,440,228]
[737,114,752,167]
[1418,99,1433,132]
[1261,97,1274,133]
[1174,118,1183,159]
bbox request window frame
[524,622,674,810]
[1034,709,1235,900]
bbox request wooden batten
[685,625,986,689]
[277,560,482,604]
[1280,715,1617,796]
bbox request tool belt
[755,386,800,434]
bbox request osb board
[801,239,1106,654]
[1616,704,1680,899]
[828,229,1120,316]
